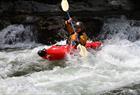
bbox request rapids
[0,17,140,95]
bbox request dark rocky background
[0,0,140,45]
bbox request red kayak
[38,41,102,61]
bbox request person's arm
[65,18,74,34]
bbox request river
[0,17,140,95]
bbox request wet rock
[0,20,11,31]
[36,16,68,45]
[0,1,60,14]
[0,0,138,45]
[0,0,133,14]
[101,83,140,95]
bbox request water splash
[100,17,140,42]
[0,45,52,78]
[0,24,38,49]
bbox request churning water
[0,24,38,49]
[0,18,140,95]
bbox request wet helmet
[38,49,46,57]
[75,21,85,31]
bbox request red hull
[38,41,102,61]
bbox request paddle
[77,44,88,57]
[61,0,88,57]
[61,0,75,32]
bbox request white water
[0,18,140,95]
[0,24,37,49]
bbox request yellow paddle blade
[77,44,88,57]
[61,0,69,12]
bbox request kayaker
[65,18,88,47]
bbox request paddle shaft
[67,11,81,42]
[67,12,76,32]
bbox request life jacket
[65,21,88,46]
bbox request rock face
[0,0,133,13]
[0,0,139,45]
